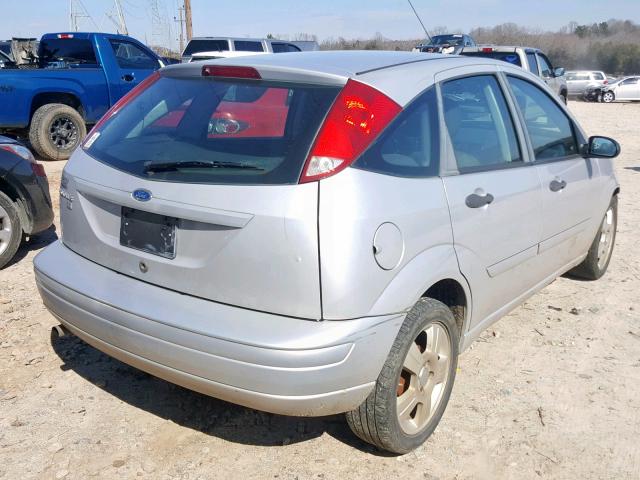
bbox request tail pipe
[50,324,71,342]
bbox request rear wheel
[345,297,459,454]
[569,196,617,280]
[0,191,22,269]
[29,103,86,161]
[602,91,615,103]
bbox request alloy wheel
[396,322,452,435]
[597,207,615,270]
[49,115,79,150]
[0,204,13,257]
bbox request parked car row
[584,76,640,103]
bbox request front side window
[620,77,639,85]
[234,41,264,52]
[442,75,521,172]
[354,88,439,178]
[537,54,552,78]
[109,40,158,70]
[507,76,578,161]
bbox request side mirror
[587,136,620,158]
[554,67,565,77]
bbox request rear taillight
[299,79,401,183]
[82,71,161,148]
[603,80,608,84]
[0,144,46,177]
[482,47,494,52]
[202,65,261,79]
[57,33,74,39]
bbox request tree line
[314,19,640,75]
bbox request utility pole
[69,0,98,32]
[174,5,185,54]
[184,0,193,42]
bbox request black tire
[602,91,615,103]
[569,196,617,280]
[29,103,86,161]
[0,191,22,269]
[345,297,459,454]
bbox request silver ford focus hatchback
[35,51,620,454]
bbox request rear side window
[234,41,264,52]
[38,38,97,65]
[85,75,340,185]
[183,40,229,55]
[354,88,439,177]
[507,76,578,161]
[109,39,158,70]
[442,75,521,172]
[272,43,302,53]
[526,53,539,74]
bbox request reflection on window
[508,76,577,161]
[442,75,521,172]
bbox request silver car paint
[34,52,619,416]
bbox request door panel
[107,38,160,99]
[439,73,543,329]
[506,75,597,269]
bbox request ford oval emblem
[132,189,152,202]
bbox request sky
[1,0,639,50]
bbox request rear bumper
[34,241,403,416]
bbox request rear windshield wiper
[144,160,264,173]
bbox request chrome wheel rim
[603,92,614,103]
[597,207,615,270]
[396,322,452,435]
[0,204,13,256]
[49,115,79,150]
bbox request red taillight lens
[57,33,74,39]
[202,65,261,79]
[82,71,161,148]
[482,47,494,53]
[603,80,608,84]
[299,79,401,183]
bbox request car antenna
[407,0,432,43]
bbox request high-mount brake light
[57,34,74,39]
[299,79,401,183]
[482,47,494,53]
[82,71,161,148]
[201,65,262,79]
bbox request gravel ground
[1,101,639,480]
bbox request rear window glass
[461,51,522,66]
[183,40,229,56]
[38,38,97,65]
[592,72,605,80]
[85,75,340,185]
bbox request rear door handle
[465,192,494,208]
[122,73,135,82]
[549,179,567,192]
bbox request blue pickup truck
[0,32,164,160]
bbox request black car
[414,34,476,55]
[0,136,54,268]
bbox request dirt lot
[1,101,639,480]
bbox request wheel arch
[367,244,473,341]
[0,176,28,232]
[30,92,85,122]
